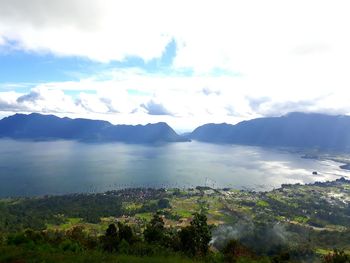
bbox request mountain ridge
[2,112,350,149]
[0,113,186,143]
[190,112,350,150]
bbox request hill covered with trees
[190,112,350,150]
[0,113,186,143]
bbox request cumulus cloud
[255,99,319,117]
[0,0,171,61]
[0,0,99,30]
[225,105,243,117]
[1,67,350,131]
[99,98,119,113]
[1,0,349,72]
[0,91,24,111]
[140,100,173,116]
[1,0,350,131]
[246,97,271,112]
[0,87,135,115]
[17,89,43,103]
[246,94,350,118]
[292,44,331,56]
[202,87,221,96]
[75,93,110,113]
[10,88,81,113]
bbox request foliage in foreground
[0,245,198,263]
[1,179,350,262]
[1,212,349,263]
[0,212,283,263]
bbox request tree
[179,212,212,256]
[144,214,165,243]
[117,222,134,244]
[67,226,85,243]
[158,198,171,209]
[179,225,196,255]
[101,224,118,252]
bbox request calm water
[0,139,348,197]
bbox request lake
[0,139,348,197]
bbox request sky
[0,0,350,132]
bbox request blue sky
[0,39,178,88]
[0,0,350,131]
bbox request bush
[222,239,255,262]
[7,233,30,246]
[323,249,350,263]
[158,198,171,209]
[128,242,167,256]
[60,239,83,252]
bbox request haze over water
[0,139,348,197]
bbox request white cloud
[1,0,350,131]
[1,68,350,132]
[1,0,350,71]
[141,99,174,116]
[0,0,171,61]
[11,87,81,113]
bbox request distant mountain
[4,112,350,148]
[190,112,350,150]
[0,113,186,143]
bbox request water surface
[0,139,348,197]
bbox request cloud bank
[0,0,350,131]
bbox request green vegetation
[0,213,276,263]
[0,245,200,263]
[256,200,269,207]
[1,178,350,262]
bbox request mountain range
[0,113,185,143]
[1,112,350,149]
[190,112,350,150]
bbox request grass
[314,248,350,256]
[293,216,309,224]
[175,209,194,218]
[218,212,237,224]
[123,202,143,212]
[47,217,111,236]
[172,197,200,209]
[256,200,269,207]
[0,245,200,263]
[47,217,82,230]
[47,217,83,231]
[0,198,23,205]
[0,245,273,263]
[316,248,332,255]
[135,212,153,222]
[117,254,200,263]
[275,215,286,221]
[171,197,200,218]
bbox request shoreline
[301,153,350,171]
[1,176,349,200]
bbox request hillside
[190,112,350,150]
[0,113,186,143]
[0,178,350,262]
